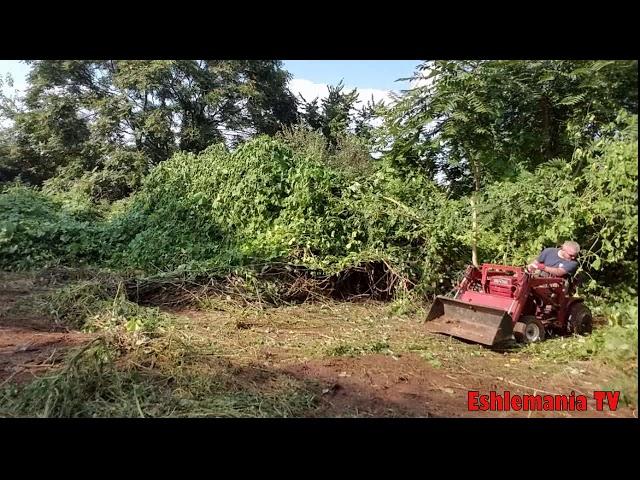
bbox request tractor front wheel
[568,303,593,335]
[514,316,546,344]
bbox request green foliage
[109,136,349,270]
[44,279,115,327]
[522,321,637,405]
[299,81,358,147]
[1,60,299,197]
[102,136,465,296]
[588,324,638,364]
[476,112,638,301]
[0,334,317,418]
[277,126,376,178]
[0,185,106,269]
[1,61,636,320]
[1,110,636,309]
[589,292,638,327]
[40,278,168,333]
[297,81,386,152]
[43,149,151,203]
[524,321,637,364]
[383,60,637,195]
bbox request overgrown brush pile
[1,115,637,315]
[106,136,467,294]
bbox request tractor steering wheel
[524,264,538,275]
[525,264,548,277]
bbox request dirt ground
[174,307,636,418]
[281,354,631,417]
[0,272,92,385]
[1,272,637,418]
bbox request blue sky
[1,60,423,105]
[282,60,420,91]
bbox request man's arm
[540,265,568,277]
[528,248,550,270]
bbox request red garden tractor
[425,263,593,346]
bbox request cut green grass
[2,269,636,416]
[0,334,321,418]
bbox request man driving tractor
[528,241,580,278]
[425,240,591,345]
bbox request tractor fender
[566,297,585,310]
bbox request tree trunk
[470,193,478,267]
[470,157,481,267]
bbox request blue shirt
[537,248,578,276]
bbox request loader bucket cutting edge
[425,297,514,346]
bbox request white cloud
[288,78,329,104]
[288,78,394,108]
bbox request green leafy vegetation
[0,60,636,416]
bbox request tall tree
[1,60,299,193]
[299,81,360,148]
[385,60,638,193]
[353,95,386,146]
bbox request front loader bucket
[425,297,514,346]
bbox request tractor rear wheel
[568,303,593,335]
[514,316,546,344]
